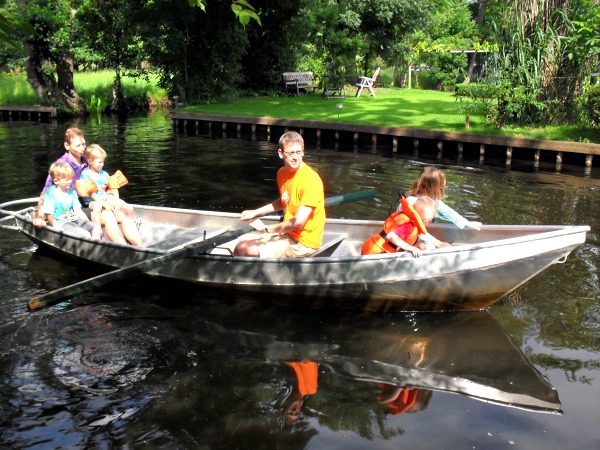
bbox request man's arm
[240,198,284,222]
[261,205,313,235]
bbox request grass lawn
[181,88,599,143]
[1,71,597,143]
[0,71,169,112]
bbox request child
[399,166,483,249]
[77,144,142,247]
[362,196,437,258]
[33,127,87,228]
[78,144,134,225]
[41,162,102,240]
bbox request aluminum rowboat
[0,198,590,312]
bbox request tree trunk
[56,51,87,114]
[465,0,487,84]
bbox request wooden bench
[282,72,318,96]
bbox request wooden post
[372,134,377,152]
[534,149,540,169]
[585,155,593,176]
[413,138,419,157]
[392,137,398,153]
[251,123,256,141]
[437,140,443,159]
[479,144,485,163]
[506,146,512,167]
[316,129,321,148]
[457,142,463,162]
[237,123,242,138]
[555,152,563,172]
[335,131,339,150]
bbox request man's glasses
[282,150,303,156]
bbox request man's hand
[249,218,266,232]
[240,210,258,221]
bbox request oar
[26,189,376,312]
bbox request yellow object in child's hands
[108,170,128,190]
[75,178,98,197]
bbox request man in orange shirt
[234,131,325,258]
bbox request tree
[77,0,145,113]
[15,0,87,113]
[488,0,600,125]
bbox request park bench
[282,71,318,96]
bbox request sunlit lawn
[1,71,597,143]
[181,88,598,143]
[0,71,168,110]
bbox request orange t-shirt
[285,362,318,395]
[277,163,325,249]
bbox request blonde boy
[41,162,102,239]
[78,144,132,226]
[77,144,142,246]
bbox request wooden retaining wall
[0,105,57,122]
[169,112,599,176]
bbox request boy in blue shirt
[41,162,102,240]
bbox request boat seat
[311,233,347,257]
[147,226,231,251]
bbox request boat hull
[1,199,589,311]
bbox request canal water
[0,112,598,449]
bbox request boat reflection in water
[194,306,562,418]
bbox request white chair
[355,67,381,98]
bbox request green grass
[0,70,169,112]
[0,72,38,105]
[181,88,599,143]
[1,70,597,143]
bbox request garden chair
[355,67,381,98]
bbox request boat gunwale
[2,199,591,266]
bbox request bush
[454,83,496,100]
[577,85,600,126]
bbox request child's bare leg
[120,203,135,219]
[90,201,102,226]
[101,210,127,244]
[116,210,142,246]
[91,224,102,240]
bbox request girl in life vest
[399,166,483,249]
[361,196,437,257]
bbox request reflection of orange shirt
[277,163,325,249]
[285,362,318,395]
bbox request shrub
[577,85,600,126]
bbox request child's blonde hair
[413,196,438,215]
[49,162,74,180]
[85,144,107,161]
[407,166,447,201]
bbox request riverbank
[1,71,597,143]
[0,71,169,113]
[179,88,600,144]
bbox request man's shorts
[255,233,318,258]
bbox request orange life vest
[377,384,420,415]
[361,197,428,255]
